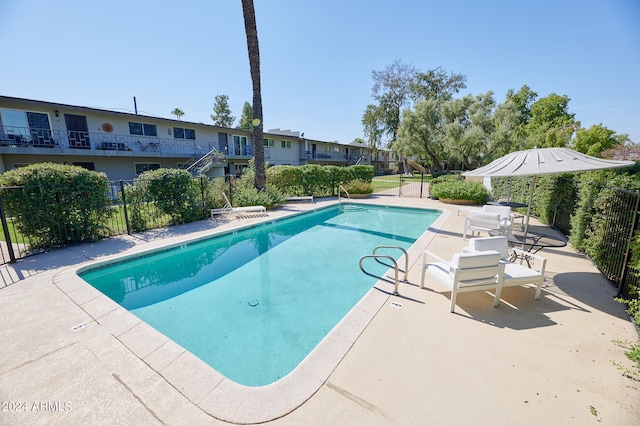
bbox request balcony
[301,150,348,163]
[0,126,219,159]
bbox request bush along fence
[0,162,376,264]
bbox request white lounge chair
[465,236,547,299]
[285,195,314,203]
[421,250,504,313]
[210,193,266,218]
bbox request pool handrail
[373,245,409,282]
[360,254,400,295]
[338,185,350,202]
[359,245,410,296]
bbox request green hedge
[490,175,576,234]
[430,180,488,204]
[267,164,374,197]
[0,163,112,245]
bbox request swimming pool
[80,204,440,386]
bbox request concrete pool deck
[1,196,639,425]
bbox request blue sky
[1,0,639,144]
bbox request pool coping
[51,201,449,424]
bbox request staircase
[180,148,225,177]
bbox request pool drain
[249,299,259,307]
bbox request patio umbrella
[462,147,635,241]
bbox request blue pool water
[80,204,440,386]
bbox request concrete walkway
[0,196,638,425]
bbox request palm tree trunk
[241,0,266,190]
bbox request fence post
[120,180,131,235]
[419,172,424,198]
[200,177,206,214]
[399,174,403,197]
[0,195,16,263]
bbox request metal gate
[372,173,430,198]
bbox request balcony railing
[0,126,215,157]
[301,150,349,162]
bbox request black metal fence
[372,173,430,198]
[0,178,214,264]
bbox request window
[129,122,157,136]
[135,163,160,174]
[173,127,195,140]
[144,124,157,136]
[264,138,275,147]
[1,109,53,144]
[233,135,247,155]
[281,140,291,149]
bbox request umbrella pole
[522,175,537,251]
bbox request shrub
[428,174,461,199]
[341,179,373,195]
[231,160,287,208]
[267,164,375,196]
[134,168,204,225]
[266,165,304,195]
[430,180,488,204]
[0,162,112,246]
[232,185,287,208]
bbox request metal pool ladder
[338,184,350,202]
[359,246,409,295]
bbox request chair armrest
[423,250,448,265]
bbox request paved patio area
[1,196,638,425]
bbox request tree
[505,85,537,126]
[237,101,253,130]
[362,60,418,148]
[171,108,184,120]
[395,99,445,172]
[441,91,496,170]
[241,0,266,190]
[210,95,235,127]
[363,62,467,173]
[526,93,577,148]
[573,124,626,156]
[410,67,467,103]
[489,99,526,160]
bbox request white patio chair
[463,210,503,239]
[465,236,547,299]
[421,250,504,313]
[481,205,522,229]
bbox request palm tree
[171,108,184,121]
[241,0,266,190]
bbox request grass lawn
[0,220,27,244]
[371,174,431,192]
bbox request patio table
[489,228,567,267]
